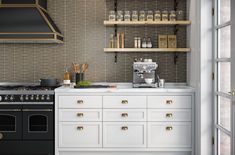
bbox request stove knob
[4,95,9,101]
[0,96,2,101]
[30,95,34,100]
[10,95,14,101]
[25,95,29,101]
[46,95,50,101]
[41,95,45,100]
[36,95,39,101]
[20,95,24,101]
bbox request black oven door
[0,105,22,140]
[22,105,53,140]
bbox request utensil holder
[76,73,84,84]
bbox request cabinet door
[103,96,146,109]
[103,109,146,122]
[148,109,191,122]
[59,122,102,148]
[148,122,191,148]
[58,96,102,109]
[59,109,102,122]
[103,122,146,147]
[148,96,192,109]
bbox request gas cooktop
[0,85,58,91]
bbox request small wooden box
[158,35,168,48]
[168,35,177,48]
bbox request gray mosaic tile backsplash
[0,0,187,83]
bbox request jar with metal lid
[154,10,161,21]
[124,11,131,21]
[147,11,154,21]
[161,10,169,21]
[139,11,146,21]
[176,10,184,20]
[132,10,138,21]
[169,10,176,21]
[117,11,124,21]
[109,10,116,21]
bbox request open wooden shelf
[104,48,191,53]
[104,20,191,26]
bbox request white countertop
[55,83,195,93]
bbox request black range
[0,83,57,155]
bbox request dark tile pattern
[0,0,187,83]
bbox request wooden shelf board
[104,21,191,26]
[104,48,191,53]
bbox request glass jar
[147,11,154,21]
[132,11,138,21]
[117,11,124,21]
[169,10,176,21]
[176,10,184,20]
[161,10,169,21]
[124,11,131,21]
[154,10,161,21]
[139,11,146,21]
[109,10,116,21]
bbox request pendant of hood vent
[0,0,63,43]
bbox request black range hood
[0,0,63,43]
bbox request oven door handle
[0,109,21,112]
[22,109,53,112]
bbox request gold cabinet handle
[228,91,235,96]
[0,133,3,140]
[121,126,128,131]
[166,126,173,131]
[121,113,128,117]
[166,113,173,118]
[166,100,173,104]
[77,100,84,104]
[77,113,84,117]
[77,126,84,131]
[121,100,128,104]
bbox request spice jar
[117,11,124,21]
[147,11,154,21]
[139,11,146,21]
[176,10,184,20]
[124,11,131,21]
[147,37,152,48]
[169,10,176,21]
[109,10,116,21]
[142,37,147,48]
[162,10,169,21]
[132,10,138,21]
[134,37,138,48]
[154,10,161,21]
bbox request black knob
[4,95,8,101]
[10,95,14,101]
[46,95,50,100]
[0,96,2,102]
[30,95,34,100]
[36,95,39,101]
[20,95,24,101]
[41,95,45,100]
[25,95,29,101]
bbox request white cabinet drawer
[59,109,102,122]
[148,122,191,148]
[103,109,146,122]
[103,96,146,108]
[148,96,192,109]
[58,96,102,109]
[103,122,146,147]
[148,109,191,122]
[59,122,102,148]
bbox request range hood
[0,0,63,43]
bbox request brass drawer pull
[77,100,84,104]
[121,113,128,117]
[121,100,128,104]
[77,126,84,131]
[0,133,3,140]
[166,126,173,131]
[166,100,173,104]
[166,113,173,118]
[121,126,128,131]
[77,113,84,117]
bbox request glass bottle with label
[169,10,176,21]
[124,11,131,21]
[147,11,154,21]
[109,10,116,21]
[139,11,146,21]
[132,11,138,21]
[117,11,124,21]
[162,10,169,21]
[154,10,161,21]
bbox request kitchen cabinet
[55,86,195,155]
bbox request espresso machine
[133,59,158,88]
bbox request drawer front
[148,96,192,109]
[103,109,146,122]
[103,122,146,147]
[148,109,191,122]
[148,122,191,148]
[59,109,102,122]
[103,96,146,108]
[59,122,102,148]
[58,96,102,108]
